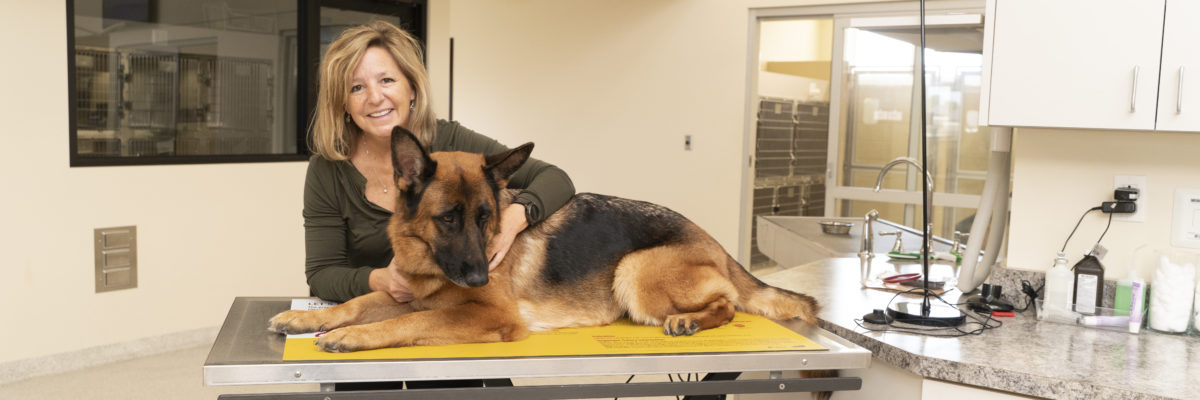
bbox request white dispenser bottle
[1044,252,1075,314]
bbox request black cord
[1014,279,1041,312]
[1060,206,1103,252]
[617,372,698,400]
[1095,211,1114,246]
[856,288,1002,337]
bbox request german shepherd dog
[269,126,820,353]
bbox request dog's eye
[440,215,455,224]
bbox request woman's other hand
[369,259,415,302]
[488,203,529,271]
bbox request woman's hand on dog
[488,203,530,271]
[369,259,415,303]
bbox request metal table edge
[204,297,871,386]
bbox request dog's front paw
[315,326,375,353]
[268,310,329,335]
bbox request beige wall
[443,0,752,251]
[1007,128,1200,279]
[0,2,309,363]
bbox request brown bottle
[1072,254,1105,315]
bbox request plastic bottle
[1115,269,1146,316]
[1115,272,1133,316]
[1044,252,1075,314]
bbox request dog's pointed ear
[390,125,436,193]
[483,143,534,185]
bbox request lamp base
[887,300,966,327]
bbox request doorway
[747,18,835,270]
[743,1,987,270]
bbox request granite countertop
[759,257,1200,400]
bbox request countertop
[760,257,1200,400]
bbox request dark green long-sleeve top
[303,120,576,302]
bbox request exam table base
[217,376,861,399]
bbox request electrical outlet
[1113,175,1146,222]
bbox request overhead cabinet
[1157,0,1200,132]
[980,0,1200,132]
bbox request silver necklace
[364,147,389,194]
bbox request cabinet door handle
[1179,66,1185,114]
[1131,66,1139,113]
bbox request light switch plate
[1171,189,1200,249]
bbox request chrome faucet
[874,156,934,253]
[874,157,933,196]
[859,209,879,287]
[861,209,879,257]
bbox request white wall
[0,2,309,364]
[1007,127,1200,279]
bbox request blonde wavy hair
[309,21,436,161]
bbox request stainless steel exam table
[204,297,870,399]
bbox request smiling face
[345,46,415,141]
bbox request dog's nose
[464,268,489,287]
[463,263,492,284]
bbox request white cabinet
[980,0,1200,133]
[1157,0,1200,131]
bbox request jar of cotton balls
[1192,279,1200,337]
[1146,249,1199,334]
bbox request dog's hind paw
[663,315,700,336]
[267,310,327,335]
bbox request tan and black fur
[269,126,820,353]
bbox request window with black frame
[68,0,424,166]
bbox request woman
[304,21,575,304]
